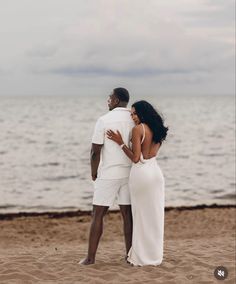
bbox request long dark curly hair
[132,100,168,144]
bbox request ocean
[0,95,235,213]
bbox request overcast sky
[0,0,235,96]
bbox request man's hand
[92,173,97,181]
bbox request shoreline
[0,203,235,220]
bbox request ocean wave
[215,193,236,200]
[45,175,79,181]
[33,162,60,167]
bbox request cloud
[0,0,234,95]
[49,65,208,77]
[27,44,58,58]
[182,0,235,25]
[30,14,233,80]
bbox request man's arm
[90,143,103,181]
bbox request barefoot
[79,257,95,265]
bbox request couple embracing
[80,87,168,266]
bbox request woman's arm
[106,126,142,163]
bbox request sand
[0,205,235,284]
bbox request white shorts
[93,178,131,207]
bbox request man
[80,87,134,265]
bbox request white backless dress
[127,123,165,266]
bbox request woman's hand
[106,130,124,145]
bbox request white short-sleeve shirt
[92,107,134,179]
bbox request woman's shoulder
[132,124,143,132]
[133,123,149,131]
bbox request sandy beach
[0,205,235,284]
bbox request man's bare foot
[79,257,95,265]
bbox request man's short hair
[113,87,130,103]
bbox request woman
[107,100,168,266]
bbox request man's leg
[119,205,133,255]
[80,205,109,265]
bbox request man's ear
[114,97,120,105]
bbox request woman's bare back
[140,123,161,159]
